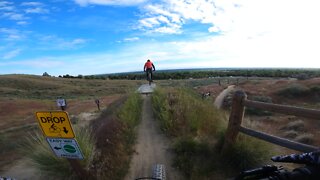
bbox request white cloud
[0,1,12,7]
[0,5,14,11]
[21,2,44,6]
[17,21,28,25]
[2,49,21,59]
[74,0,147,6]
[38,35,88,50]
[0,28,25,41]
[25,7,49,14]
[135,0,320,68]
[2,12,26,20]
[124,37,140,42]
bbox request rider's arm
[152,64,155,71]
[144,64,146,71]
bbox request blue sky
[1,0,320,76]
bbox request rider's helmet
[147,59,150,62]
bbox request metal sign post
[35,111,90,179]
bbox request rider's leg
[146,69,149,80]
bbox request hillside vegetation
[0,74,141,99]
[0,74,141,173]
[152,88,272,179]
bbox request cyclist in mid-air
[144,59,156,82]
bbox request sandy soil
[125,95,183,180]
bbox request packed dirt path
[125,95,183,180]
[214,85,236,109]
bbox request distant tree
[42,72,50,77]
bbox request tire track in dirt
[125,95,183,180]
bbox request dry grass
[0,74,141,172]
[294,133,315,145]
[281,120,305,132]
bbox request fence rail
[222,90,320,153]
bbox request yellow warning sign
[35,111,75,138]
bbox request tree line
[46,68,320,80]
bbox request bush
[20,126,96,179]
[90,93,142,180]
[282,130,299,139]
[281,120,305,132]
[152,87,273,179]
[152,88,172,132]
[153,88,226,138]
[221,134,272,170]
[277,84,310,98]
[246,96,273,116]
[294,133,314,144]
[173,137,220,179]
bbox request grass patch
[219,134,272,171]
[20,126,96,179]
[294,133,314,144]
[246,96,273,116]
[152,87,272,179]
[281,120,305,132]
[277,83,310,98]
[19,93,142,179]
[0,75,139,99]
[90,93,142,180]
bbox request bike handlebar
[234,165,320,180]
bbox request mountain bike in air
[234,150,320,179]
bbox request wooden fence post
[222,90,247,152]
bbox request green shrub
[173,138,219,179]
[277,84,310,98]
[152,88,172,132]
[310,86,320,93]
[153,89,225,138]
[152,87,272,179]
[20,126,96,179]
[118,93,142,128]
[294,133,314,144]
[90,93,142,180]
[283,130,298,139]
[246,96,273,116]
[281,120,305,132]
[118,93,142,147]
[221,134,272,170]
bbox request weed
[277,83,310,98]
[20,126,96,179]
[173,137,220,179]
[152,87,273,179]
[282,130,299,139]
[152,88,172,132]
[90,93,142,180]
[220,134,272,171]
[246,96,273,116]
[281,120,305,132]
[294,133,314,144]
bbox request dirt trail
[125,95,183,180]
[214,85,236,109]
